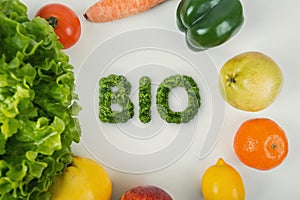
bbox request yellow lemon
[49,156,112,200]
[201,158,245,200]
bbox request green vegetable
[0,0,81,199]
[156,75,201,123]
[176,0,244,51]
[139,76,152,123]
[99,74,134,123]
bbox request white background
[22,0,300,199]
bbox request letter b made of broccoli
[99,74,134,123]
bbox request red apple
[120,185,172,200]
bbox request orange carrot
[84,0,167,22]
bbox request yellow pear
[219,51,283,112]
[49,156,112,200]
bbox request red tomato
[36,3,81,49]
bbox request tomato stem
[46,16,58,28]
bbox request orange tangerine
[234,118,288,170]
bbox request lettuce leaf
[0,0,81,199]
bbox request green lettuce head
[0,0,81,199]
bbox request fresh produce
[234,118,288,170]
[218,51,283,111]
[35,3,81,49]
[84,0,166,22]
[0,0,81,199]
[139,76,152,123]
[201,158,245,200]
[120,185,172,200]
[49,156,112,200]
[99,74,134,123]
[176,0,244,51]
[156,74,201,123]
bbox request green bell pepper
[176,0,244,51]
